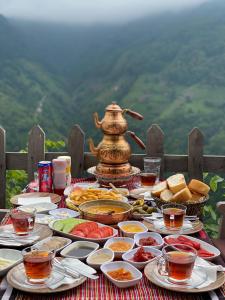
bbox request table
[1,178,225,300]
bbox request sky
[0,0,209,24]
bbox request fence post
[28,125,45,182]
[68,125,85,178]
[188,127,204,180]
[0,128,6,208]
[147,124,164,179]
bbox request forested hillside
[1,0,225,154]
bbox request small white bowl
[122,246,162,270]
[134,232,164,249]
[86,248,114,270]
[34,236,72,253]
[49,208,80,219]
[104,237,135,258]
[0,249,23,276]
[60,241,99,261]
[118,221,148,238]
[101,261,142,288]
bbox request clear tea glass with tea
[140,157,161,186]
[162,203,186,230]
[158,244,197,284]
[10,208,36,235]
[22,247,55,284]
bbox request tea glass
[140,157,161,186]
[22,247,55,284]
[10,208,36,235]
[162,203,186,231]
[158,244,197,284]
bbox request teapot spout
[88,138,98,156]
[93,112,102,129]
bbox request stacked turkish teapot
[88,102,145,181]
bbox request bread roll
[151,181,167,197]
[167,174,187,194]
[171,187,192,202]
[188,179,210,196]
[191,193,204,202]
[160,189,173,202]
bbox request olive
[137,208,147,214]
[147,207,155,214]
[143,204,149,211]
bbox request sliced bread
[151,181,167,197]
[167,173,186,194]
[188,179,210,196]
[160,189,173,202]
[171,187,192,202]
[190,192,204,202]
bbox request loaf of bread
[160,189,173,202]
[171,187,192,202]
[188,179,210,196]
[167,174,187,194]
[151,181,167,197]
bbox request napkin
[153,219,193,231]
[194,257,225,289]
[62,258,96,275]
[46,272,80,290]
[17,197,51,205]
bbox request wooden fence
[1,123,225,208]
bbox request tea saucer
[144,259,225,293]
[7,262,86,293]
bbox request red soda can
[38,161,53,192]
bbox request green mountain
[1,0,225,154]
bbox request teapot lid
[106,102,122,112]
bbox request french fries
[69,188,123,205]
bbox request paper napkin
[17,197,51,205]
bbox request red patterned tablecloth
[1,178,225,300]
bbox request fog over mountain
[0,0,208,24]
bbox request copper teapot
[88,103,145,174]
[94,102,143,135]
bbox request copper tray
[10,192,61,206]
[144,259,225,293]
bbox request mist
[0,0,209,24]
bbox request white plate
[0,249,22,276]
[101,261,142,288]
[134,232,164,249]
[34,236,72,253]
[20,202,58,214]
[122,246,162,270]
[35,214,58,225]
[64,182,100,196]
[104,237,135,258]
[163,235,220,261]
[49,219,118,244]
[49,208,80,219]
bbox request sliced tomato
[198,248,214,257]
[99,226,113,238]
[164,237,179,244]
[70,230,86,237]
[87,231,102,239]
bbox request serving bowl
[100,261,142,288]
[34,236,72,253]
[60,241,99,261]
[86,248,114,270]
[134,232,164,249]
[104,237,135,258]
[118,221,148,238]
[79,200,132,225]
[122,246,162,270]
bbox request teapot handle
[124,109,144,120]
[127,131,146,150]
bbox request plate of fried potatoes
[67,187,128,206]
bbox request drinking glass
[158,244,197,284]
[140,157,161,186]
[10,208,36,235]
[162,203,186,230]
[22,247,55,284]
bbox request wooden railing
[1,124,225,208]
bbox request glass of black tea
[140,157,161,186]
[162,203,186,230]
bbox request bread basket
[153,195,208,218]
